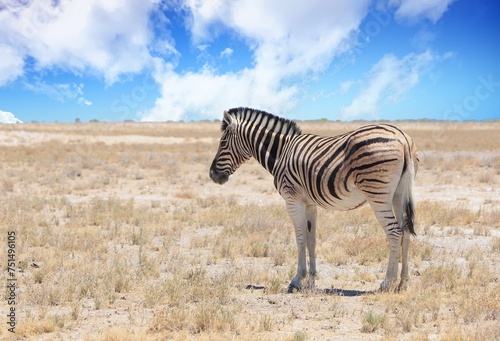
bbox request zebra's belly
[315,188,367,211]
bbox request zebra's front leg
[286,200,308,293]
[305,204,317,290]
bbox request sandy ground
[0,120,499,340]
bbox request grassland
[0,120,499,340]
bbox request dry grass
[0,120,499,340]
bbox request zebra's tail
[396,141,418,236]
[405,186,416,236]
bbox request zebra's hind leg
[305,204,318,290]
[286,200,308,293]
[398,229,411,291]
[393,171,414,291]
[369,202,402,292]
[393,193,410,291]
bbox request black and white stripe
[210,107,419,292]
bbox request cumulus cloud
[0,45,25,86]
[389,0,456,23]
[141,0,371,121]
[0,110,23,124]
[142,63,298,121]
[186,0,370,74]
[0,0,166,85]
[340,51,434,119]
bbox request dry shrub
[420,263,464,292]
[329,295,348,318]
[317,206,384,266]
[443,155,479,170]
[478,206,500,228]
[192,302,237,334]
[320,234,388,269]
[459,285,500,323]
[258,314,274,332]
[440,323,500,341]
[411,240,435,263]
[174,185,197,199]
[88,327,159,341]
[15,314,63,338]
[265,273,287,294]
[361,310,386,333]
[146,267,238,335]
[344,236,388,265]
[492,236,500,253]
[417,200,479,227]
[211,203,291,260]
[149,307,190,333]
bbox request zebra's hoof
[379,279,399,292]
[379,280,391,292]
[397,280,409,292]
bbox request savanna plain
[0,119,499,341]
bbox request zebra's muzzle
[209,168,229,185]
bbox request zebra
[209,107,419,292]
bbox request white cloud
[389,0,456,23]
[77,97,93,106]
[220,47,233,59]
[411,28,435,49]
[0,0,167,85]
[340,51,434,119]
[141,63,298,121]
[442,51,456,60]
[335,80,357,95]
[142,0,372,121]
[24,80,92,105]
[0,110,23,124]
[197,44,210,52]
[187,0,371,75]
[0,45,25,86]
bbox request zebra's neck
[240,123,293,175]
[227,107,301,175]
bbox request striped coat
[210,107,418,292]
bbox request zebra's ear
[223,110,237,131]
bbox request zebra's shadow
[323,287,375,297]
[244,284,374,297]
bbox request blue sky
[0,0,499,123]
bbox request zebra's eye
[220,139,228,148]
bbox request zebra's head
[210,110,251,185]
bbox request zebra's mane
[221,107,302,135]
